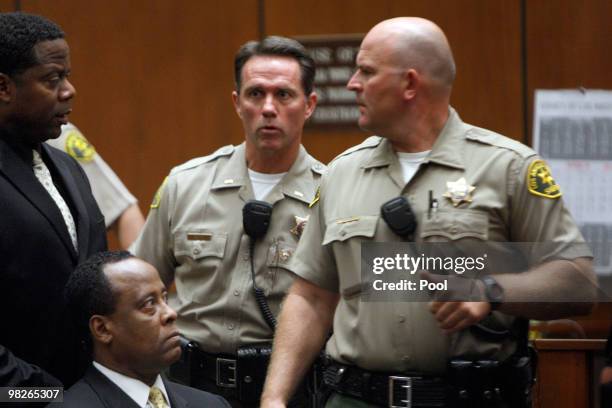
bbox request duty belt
[191,349,238,389]
[323,361,447,408]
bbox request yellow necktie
[148,386,169,408]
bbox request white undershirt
[397,150,431,184]
[93,361,171,408]
[248,169,286,201]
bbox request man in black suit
[51,251,229,407]
[0,12,107,387]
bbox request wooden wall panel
[265,0,524,164]
[526,0,612,142]
[21,0,259,212]
[0,0,16,11]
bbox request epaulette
[465,127,534,159]
[332,136,382,162]
[311,161,327,176]
[170,145,235,174]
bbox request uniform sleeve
[130,175,177,284]
[284,175,340,292]
[509,155,593,263]
[81,153,137,227]
[48,124,137,227]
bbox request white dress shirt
[93,361,171,408]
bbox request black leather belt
[323,361,447,408]
[191,349,238,389]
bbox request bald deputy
[261,17,597,408]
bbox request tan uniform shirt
[46,123,137,227]
[288,108,591,374]
[131,143,325,354]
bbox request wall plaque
[295,34,363,130]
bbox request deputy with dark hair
[52,251,229,407]
[262,17,597,407]
[0,12,107,387]
[131,36,324,406]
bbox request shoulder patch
[171,145,235,174]
[65,129,96,163]
[309,187,320,208]
[527,160,561,199]
[150,177,169,209]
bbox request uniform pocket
[420,209,488,240]
[172,230,228,303]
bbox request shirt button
[398,316,405,323]
[227,323,234,330]
[243,253,250,261]
[451,227,458,234]
[193,248,201,255]
[340,230,347,237]
[234,290,240,296]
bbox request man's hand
[421,271,491,334]
[260,398,287,408]
[429,300,491,334]
[602,366,612,384]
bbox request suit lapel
[84,366,142,408]
[0,139,77,261]
[43,144,90,261]
[163,376,189,408]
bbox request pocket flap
[421,210,488,240]
[322,215,378,245]
[174,230,228,260]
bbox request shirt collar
[211,142,317,205]
[93,361,170,408]
[361,107,468,171]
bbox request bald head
[363,17,456,91]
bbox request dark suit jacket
[0,344,61,387]
[0,136,107,387]
[48,366,230,407]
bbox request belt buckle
[389,376,412,408]
[216,358,237,388]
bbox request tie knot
[148,386,168,408]
[32,150,43,166]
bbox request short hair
[0,12,64,76]
[64,251,134,352]
[234,35,315,95]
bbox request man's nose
[59,78,76,101]
[347,72,361,92]
[161,299,178,323]
[262,94,277,116]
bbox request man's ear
[402,69,419,101]
[90,315,113,345]
[232,90,242,118]
[304,92,318,120]
[0,73,14,104]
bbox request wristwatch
[479,275,504,310]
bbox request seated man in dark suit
[50,251,229,407]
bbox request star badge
[443,177,476,207]
[290,215,310,238]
